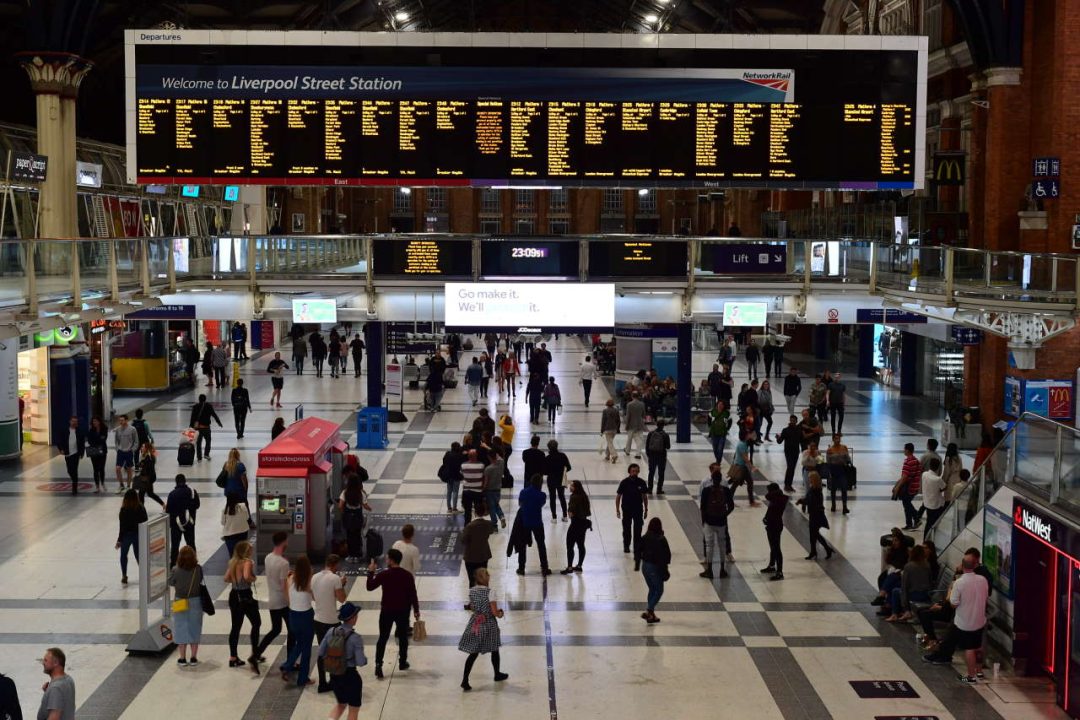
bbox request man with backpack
[700,469,734,579]
[165,474,200,567]
[318,602,367,720]
[644,421,671,495]
[132,408,153,448]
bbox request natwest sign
[1014,501,1056,545]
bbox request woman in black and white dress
[458,568,508,691]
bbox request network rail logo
[742,71,792,93]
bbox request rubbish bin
[356,407,389,449]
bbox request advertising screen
[372,238,473,277]
[588,240,688,277]
[445,282,614,331]
[128,32,926,189]
[723,301,768,327]
[292,298,337,324]
[480,240,578,277]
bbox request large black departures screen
[127,31,926,190]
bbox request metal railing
[930,413,1080,554]
[4,234,1079,316]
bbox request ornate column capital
[16,52,94,98]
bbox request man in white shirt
[311,554,347,693]
[392,524,422,576]
[920,458,947,531]
[255,532,293,662]
[923,553,990,683]
[579,355,599,408]
[460,450,486,522]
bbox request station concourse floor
[0,336,1065,720]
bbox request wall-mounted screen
[588,240,687,277]
[723,301,768,326]
[292,298,337,324]
[180,184,200,197]
[445,282,614,331]
[480,240,578,277]
[372,238,473,277]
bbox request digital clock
[481,239,578,277]
[511,247,549,259]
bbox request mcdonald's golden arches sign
[933,153,965,185]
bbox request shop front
[17,327,91,448]
[1012,497,1080,717]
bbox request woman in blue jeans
[115,490,147,584]
[638,517,671,624]
[279,555,316,686]
[885,544,933,622]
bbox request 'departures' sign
[7,150,47,182]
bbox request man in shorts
[319,602,367,720]
[922,551,990,683]
[267,352,290,408]
[113,414,139,493]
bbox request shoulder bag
[198,566,216,616]
[172,572,196,614]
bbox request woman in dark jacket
[761,483,789,580]
[310,333,327,378]
[639,517,671,624]
[116,489,148,584]
[796,472,833,560]
[560,481,591,574]
[87,416,109,492]
[136,442,165,507]
[442,442,466,514]
[270,417,287,440]
[544,440,571,521]
[201,345,215,387]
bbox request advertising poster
[983,505,1014,598]
[1024,380,1074,421]
[146,515,170,601]
[385,363,403,397]
[1004,377,1022,417]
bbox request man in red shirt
[897,443,922,530]
[366,548,421,679]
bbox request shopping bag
[412,619,428,641]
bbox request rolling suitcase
[178,442,195,467]
[847,447,857,490]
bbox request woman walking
[87,416,109,492]
[458,568,508,691]
[280,555,317,687]
[225,540,262,674]
[221,447,249,502]
[135,442,165,507]
[480,352,492,398]
[639,517,671,624]
[560,480,591,574]
[758,380,775,439]
[170,546,205,666]
[543,376,562,425]
[221,495,252,558]
[761,483,789,581]
[116,489,147,584]
[544,439,571,522]
[824,434,851,514]
[796,472,833,560]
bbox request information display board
[127,32,926,189]
[481,240,578,277]
[372,238,472,277]
[445,282,614,331]
[589,240,688,277]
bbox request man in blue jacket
[516,476,551,576]
[465,357,483,406]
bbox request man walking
[616,464,650,570]
[165,474,200,566]
[254,531,294,661]
[707,401,731,465]
[231,378,252,439]
[579,355,598,408]
[600,399,620,463]
[644,421,670,495]
[313,554,348,693]
[38,647,75,720]
[783,367,802,415]
[267,352,290,408]
[188,394,223,462]
[699,468,733,579]
[623,393,646,458]
[58,415,84,496]
[317,602,367,720]
[745,340,760,380]
[827,372,846,434]
[897,442,923,530]
[465,357,483,406]
[211,341,229,388]
[775,415,803,493]
[232,322,245,362]
[366,549,420,679]
[114,414,139,493]
[516,476,551,575]
[460,450,486,522]
[350,334,365,377]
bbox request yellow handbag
[172,572,196,613]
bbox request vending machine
[255,417,347,564]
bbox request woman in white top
[920,458,947,531]
[221,496,251,559]
[579,355,599,408]
[279,554,316,687]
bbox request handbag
[561,467,569,488]
[172,571,197,614]
[199,576,216,616]
[215,468,229,489]
[412,619,428,642]
[86,444,104,458]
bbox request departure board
[128,32,926,189]
[480,240,579,277]
[372,239,473,277]
[588,240,689,277]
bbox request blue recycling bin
[356,407,389,449]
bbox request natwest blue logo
[1015,504,1054,543]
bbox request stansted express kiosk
[255,417,347,564]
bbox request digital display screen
[128,35,924,189]
[445,282,615,330]
[723,301,768,327]
[260,497,281,512]
[181,184,200,197]
[223,185,240,201]
[372,239,473,277]
[292,298,338,323]
[588,240,688,277]
[481,240,578,277]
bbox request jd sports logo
[1016,506,1053,542]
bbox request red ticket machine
[255,417,347,562]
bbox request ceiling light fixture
[644,13,659,23]
[395,10,409,22]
